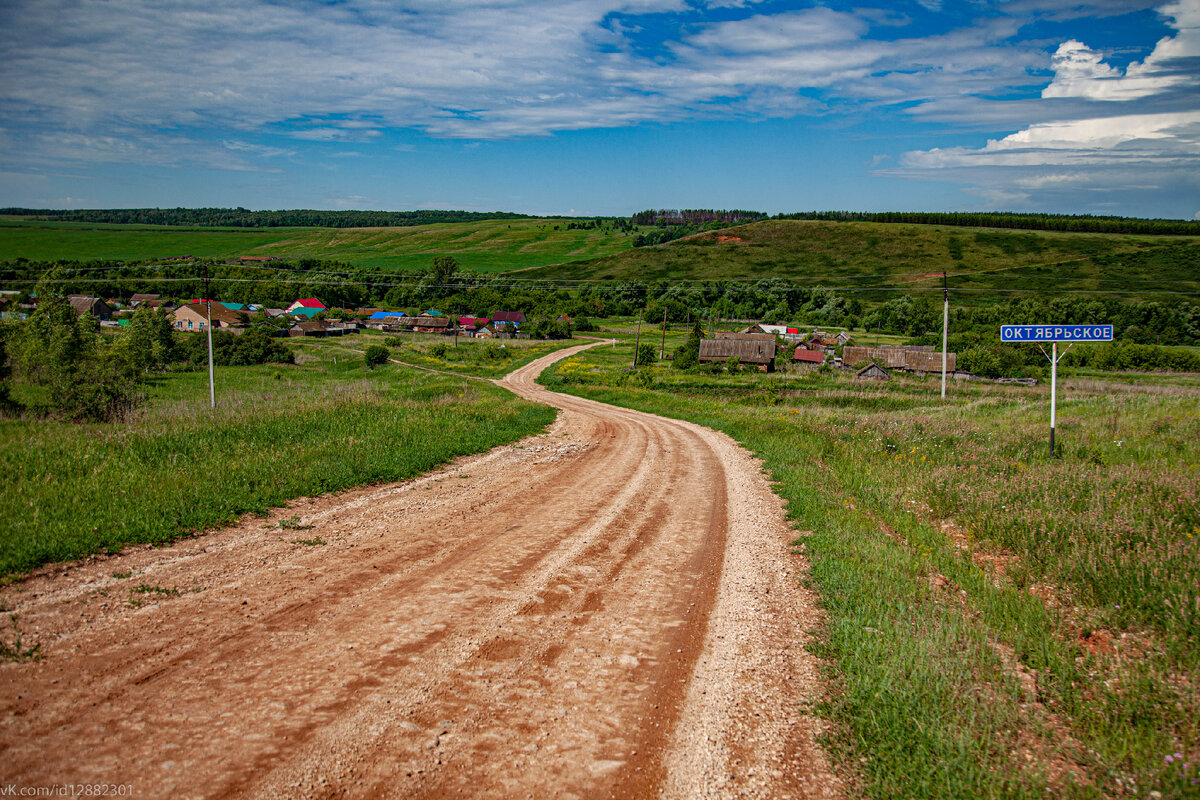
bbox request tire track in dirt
[0,342,841,800]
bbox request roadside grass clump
[539,343,1200,799]
[0,613,42,661]
[0,343,556,578]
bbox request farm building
[792,348,826,370]
[409,315,453,333]
[856,363,891,380]
[842,345,956,373]
[699,335,777,372]
[68,296,113,320]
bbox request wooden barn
[856,362,891,380]
[699,335,777,372]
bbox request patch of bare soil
[0,342,841,799]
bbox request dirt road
[1,343,841,799]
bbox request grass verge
[539,342,1200,799]
[0,343,555,578]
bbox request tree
[13,296,141,421]
[430,256,460,285]
[364,344,389,370]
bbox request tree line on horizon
[4,206,1198,236]
[0,207,535,228]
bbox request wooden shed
[856,362,891,380]
[699,336,777,372]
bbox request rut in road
[0,342,842,800]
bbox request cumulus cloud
[894,0,1200,212]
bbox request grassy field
[539,332,1200,799]
[519,220,1200,302]
[0,338,558,579]
[0,216,636,271]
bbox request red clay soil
[0,342,842,800]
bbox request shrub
[428,342,449,358]
[635,343,657,367]
[363,344,389,369]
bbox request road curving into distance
[0,341,842,800]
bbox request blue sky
[1,0,1197,218]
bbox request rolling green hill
[0,217,636,272]
[517,220,1200,302]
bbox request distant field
[0,217,636,271]
[519,220,1200,301]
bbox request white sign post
[1000,325,1114,455]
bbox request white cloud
[1043,1,1200,100]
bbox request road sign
[1000,322,1111,455]
[1000,325,1113,343]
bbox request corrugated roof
[793,348,825,363]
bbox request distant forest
[772,211,1200,236]
[0,208,534,228]
[4,206,1198,236]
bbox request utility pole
[203,263,215,409]
[633,308,643,369]
[660,310,667,360]
[940,272,949,399]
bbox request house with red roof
[792,348,826,371]
[286,298,326,313]
[491,311,525,327]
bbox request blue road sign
[1000,325,1113,343]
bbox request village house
[172,302,243,333]
[457,317,491,336]
[68,295,114,320]
[288,320,332,337]
[492,311,526,328]
[699,334,777,372]
[286,298,326,314]
[130,293,161,307]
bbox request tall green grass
[0,350,555,577]
[540,346,1200,799]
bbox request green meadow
[520,220,1200,303]
[0,216,636,271]
[539,329,1200,799]
[0,338,557,578]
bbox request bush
[635,343,657,367]
[364,344,389,369]
[960,346,1001,378]
[428,342,449,358]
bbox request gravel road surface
[1,342,842,799]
